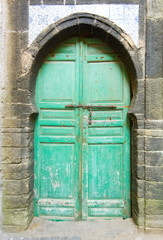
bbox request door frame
[8,13,144,230]
[34,36,132,221]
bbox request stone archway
[2,13,145,231]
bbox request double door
[34,37,131,220]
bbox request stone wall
[0,0,7,232]
[144,0,163,228]
[0,0,2,232]
[0,0,162,232]
[1,0,33,232]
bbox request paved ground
[0,217,163,240]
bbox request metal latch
[65,105,117,125]
[89,107,92,125]
[65,105,117,109]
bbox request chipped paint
[35,37,130,220]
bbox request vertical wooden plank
[82,38,131,220]
[35,38,81,220]
[75,39,82,221]
[82,39,89,220]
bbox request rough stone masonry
[0,0,162,232]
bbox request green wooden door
[34,37,131,221]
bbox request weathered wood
[34,37,131,221]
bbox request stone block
[132,193,144,226]
[132,178,145,198]
[145,215,163,228]
[17,74,31,91]
[145,120,163,130]
[21,118,36,130]
[2,103,33,118]
[94,17,114,35]
[2,161,34,180]
[145,151,163,166]
[65,0,75,5]
[2,147,22,164]
[3,225,22,232]
[145,137,163,151]
[3,192,33,209]
[2,132,21,147]
[2,132,34,148]
[43,0,64,4]
[132,209,144,227]
[146,166,163,181]
[6,0,28,31]
[131,119,144,130]
[139,2,146,47]
[146,182,163,200]
[3,201,34,230]
[30,0,42,5]
[134,165,145,180]
[133,150,144,166]
[3,176,34,195]
[76,0,99,4]
[5,32,28,87]
[2,127,33,134]
[145,199,163,215]
[2,146,34,164]
[132,80,145,115]
[137,129,145,136]
[144,129,163,137]
[2,118,21,128]
[146,78,163,120]
[132,193,144,215]
[132,137,144,165]
[34,24,59,52]
[2,90,30,104]
[146,19,163,78]
[147,0,163,19]
[57,18,80,42]
[137,136,145,151]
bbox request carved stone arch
[22,13,143,117]
[15,13,144,230]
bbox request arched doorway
[34,37,131,221]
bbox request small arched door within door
[34,37,131,221]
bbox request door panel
[35,38,80,220]
[35,37,131,221]
[86,62,123,103]
[39,207,74,217]
[88,127,123,136]
[88,144,123,200]
[82,38,130,220]
[39,62,76,103]
[39,144,75,199]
